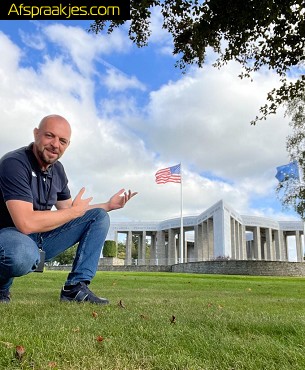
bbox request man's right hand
[71,188,93,217]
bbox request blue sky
[0,17,302,223]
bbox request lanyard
[37,170,53,210]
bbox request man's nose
[51,136,60,148]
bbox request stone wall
[47,261,305,276]
[97,265,171,273]
[172,260,305,277]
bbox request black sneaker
[60,282,109,305]
[0,289,10,303]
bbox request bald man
[0,115,137,304]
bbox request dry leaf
[96,336,105,342]
[118,300,126,309]
[170,315,176,324]
[15,345,25,361]
[140,314,149,320]
[92,311,98,319]
[48,361,57,368]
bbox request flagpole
[180,162,183,263]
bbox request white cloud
[42,23,130,75]
[139,63,291,182]
[102,68,146,92]
[19,29,45,50]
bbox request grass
[0,271,305,370]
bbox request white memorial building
[106,200,305,265]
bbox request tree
[53,244,78,265]
[117,241,126,259]
[276,95,305,219]
[103,240,117,257]
[89,0,305,124]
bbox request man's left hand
[108,189,138,211]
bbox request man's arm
[7,188,137,235]
[56,189,137,212]
[87,189,138,212]
[6,188,92,234]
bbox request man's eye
[60,140,68,145]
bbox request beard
[37,147,60,165]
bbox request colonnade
[107,200,304,265]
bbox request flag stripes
[155,164,181,184]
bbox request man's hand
[71,188,93,216]
[107,189,138,211]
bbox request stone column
[138,231,146,265]
[235,221,241,260]
[239,225,247,260]
[207,218,214,260]
[202,221,209,260]
[231,218,236,260]
[265,228,273,261]
[235,221,243,260]
[194,223,203,261]
[274,230,281,261]
[156,230,166,265]
[125,231,133,265]
[281,232,289,261]
[253,226,262,260]
[296,231,303,262]
[168,229,176,265]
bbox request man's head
[33,114,71,170]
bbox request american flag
[155,164,181,184]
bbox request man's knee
[0,229,40,277]
[88,208,110,229]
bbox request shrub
[103,240,117,257]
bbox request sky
[0,16,302,226]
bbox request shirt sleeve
[0,157,33,203]
[57,183,71,201]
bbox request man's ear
[33,127,39,139]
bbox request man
[0,114,137,304]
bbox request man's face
[33,117,71,168]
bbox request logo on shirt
[32,171,37,177]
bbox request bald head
[38,115,71,135]
[33,114,72,170]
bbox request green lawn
[0,271,304,370]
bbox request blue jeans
[0,209,110,291]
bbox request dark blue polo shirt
[0,144,71,229]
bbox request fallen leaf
[140,314,149,320]
[15,345,25,361]
[48,361,57,368]
[96,336,105,342]
[170,315,176,324]
[92,311,98,319]
[118,300,126,309]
